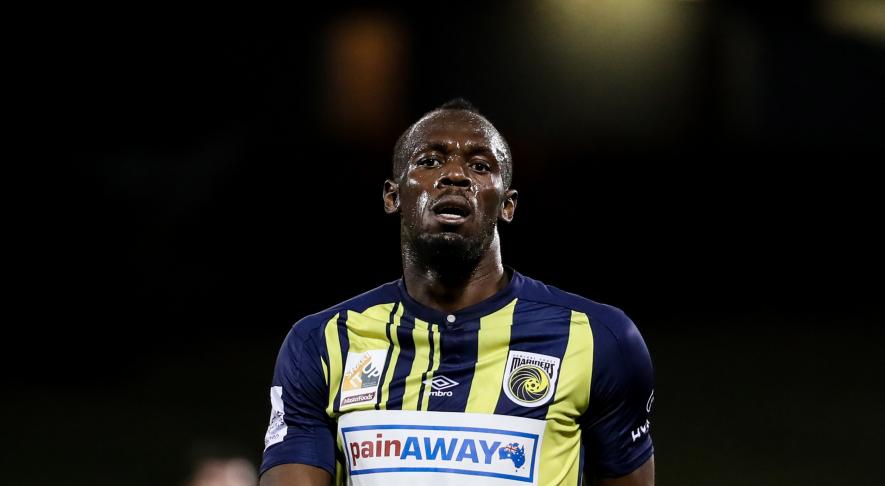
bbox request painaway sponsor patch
[338,410,546,485]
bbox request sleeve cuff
[260,439,336,478]
[594,442,654,478]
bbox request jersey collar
[396,267,524,329]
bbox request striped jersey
[261,269,654,485]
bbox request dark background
[8,1,884,484]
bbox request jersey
[261,269,654,485]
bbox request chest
[331,316,590,423]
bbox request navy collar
[396,267,524,328]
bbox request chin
[418,231,470,250]
[431,230,468,242]
[413,231,485,268]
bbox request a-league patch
[264,386,286,450]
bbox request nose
[436,159,472,189]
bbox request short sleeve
[582,310,655,478]
[260,320,336,477]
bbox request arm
[259,322,337,483]
[582,309,655,483]
[595,455,654,486]
[260,464,331,486]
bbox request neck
[401,233,509,314]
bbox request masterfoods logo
[340,350,387,409]
[341,424,540,482]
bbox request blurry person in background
[185,441,258,486]
[259,99,655,486]
[187,457,257,486]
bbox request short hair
[391,98,513,188]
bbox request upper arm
[260,321,337,480]
[594,455,654,486]
[260,464,332,486]
[582,310,655,479]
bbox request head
[383,98,518,272]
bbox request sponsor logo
[339,410,546,485]
[646,390,655,413]
[264,386,286,450]
[341,350,387,409]
[424,375,458,397]
[502,351,560,408]
[631,420,651,442]
[342,425,539,482]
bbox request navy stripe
[494,300,571,419]
[428,321,480,412]
[332,310,351,414]
[375,301,400,410]
[578,442,585,486]
[416,328,435,410]
[384,312,416,410]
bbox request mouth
[430,197,472,225]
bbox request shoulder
[287,279,402,340]
[516,272,641,345]
[275,279,401,368]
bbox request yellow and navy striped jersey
[262,269,654,485]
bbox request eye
[417,157,442,167]
[470,161,491,173]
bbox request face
[383,110,517,259]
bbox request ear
[499,189,518,223]
[383,179,400,214]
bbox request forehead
[405,110,508,161]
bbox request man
[260,99,655,486]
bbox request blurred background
[7,1,884,484]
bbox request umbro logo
[424,375,458,397]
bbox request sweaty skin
[260,108,654,486]
[384,110,517,314]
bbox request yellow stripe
[539,310,594,485]
[465,298,517,413]
[379,303,405,410]
[323,313,342,418]
[335,461,345,486]
[345,303,396,353]
[402,318,432,411]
